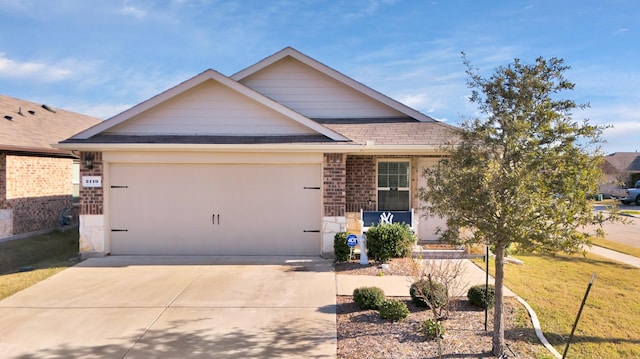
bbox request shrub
[409,280,448,308]
[419,319,446,340]
[365,223,416,263]
[467,284,495,309]
[353,286,385,310]
[379,299,410,321]
[334,232,352,262]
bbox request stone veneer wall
[0,153,73,238]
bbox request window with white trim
[377,160,410,211]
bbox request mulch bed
[334,258,551,358]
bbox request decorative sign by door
[82,176,102,188]
[346,234,358,247]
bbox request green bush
[365,223,416,263]
[353,286,385,310]
[379,299,410,321]
[467,284,495,309]
[409,280,448,308]
[420,319,446,340]
[334,232,352,262]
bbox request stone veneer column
[322,153,346,256]
[78,151,105,257]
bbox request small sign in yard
[346,234,358,247]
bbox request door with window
[377,160,410,211]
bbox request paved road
[591,204,639,248]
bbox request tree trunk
[492,241,505,356]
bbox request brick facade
[1,153,74,236]
[80,152,104,215]
[323,153,346,217]
[345,155,376,212]
[345,155,440,213]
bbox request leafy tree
[420,55,613,356]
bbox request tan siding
[106,80,316,136]
[240,57,406,119]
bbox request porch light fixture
[84,153,94,170]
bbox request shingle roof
[0,95,100,155]
[603,152,640,173]
[323,121,458,146]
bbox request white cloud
[0,54,74,80]
[65,102,133,120]
[121,5,146,18]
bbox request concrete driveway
[0,256,336,359]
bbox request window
[377,161,410,211]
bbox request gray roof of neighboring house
[603,152,640,173]
[0,95,101,156]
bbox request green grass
[475,253,640,358]
[0,229,79,300]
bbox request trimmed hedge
[353,286,385,310]
[334,232,352,262]
[409,280,448,308]
[365,223,416,263]
[379,299,410,321]
[467,284,495,309]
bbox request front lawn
[0,229,79,300]
[478,253,640,358]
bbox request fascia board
[54,142,448,155]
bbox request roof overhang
[54,142,449,156]
[0,144,76,158]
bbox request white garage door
[109,163,321,255]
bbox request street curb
[516,296,562,359]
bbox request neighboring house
[599,152,640,196]
[56,47,457,258]
[0,95,101,240]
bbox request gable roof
[231,47,436,123]
[0,95,100,156]
[68,69,348,142]
[603,152,640,173]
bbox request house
[599,152,640,196]
[56,47,457,258]
[0,95,101,240]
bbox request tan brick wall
[0,153,6,208]
[2,154,73,234]
[80,152,104,215]
[323,153,346,217]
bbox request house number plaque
[82,176,102,188]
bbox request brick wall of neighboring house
[3,154,73,235]
[0,153,7,208]
[80,152,103,215]
[323,153,346,217]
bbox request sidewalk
[588,245,640,267]
[336,258,515,297]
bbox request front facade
[58,48,456,257]
[0,96,100,239]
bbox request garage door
[109,163,321,255]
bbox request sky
[0,0,638,154]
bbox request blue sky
[0,0,638,154]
